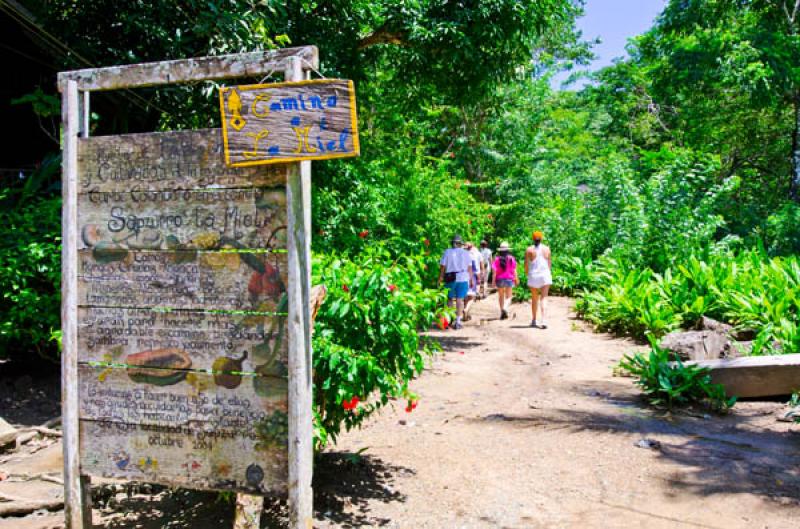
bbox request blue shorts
[446,281,469,299]
[496,279,514,288]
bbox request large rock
[698,316,755,341]
[661,316,754,360]
[660,330,732,361]
[0,417,18,447]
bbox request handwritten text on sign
[219,79,359,167]
[75,129,289,494]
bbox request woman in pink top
[491,242,518,320]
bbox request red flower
[423,238,430,247]
[449,152,455,159]
[437,316,449,330]
[388,284,397,292]
[342,284,350,292]
[405,399,419,413]
[459,351,465,355]
[467,219,472,225]
[342,396,360,410]
[358,230,369,238]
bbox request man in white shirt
[437,234,473,330]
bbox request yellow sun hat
[532,231,544,240]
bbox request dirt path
[3,295,800,528]
[315,295,800,528]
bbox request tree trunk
[791,90,800,202]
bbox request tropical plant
[312,246,446,448]
[618,337,736,412]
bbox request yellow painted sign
[219,79,360,167]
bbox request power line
[0,0,173,116]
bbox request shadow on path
[470,405,800,504]
[430,334,484,350]
[98,487,232,529]
[310,452,411,528]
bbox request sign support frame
[58,46,318,529]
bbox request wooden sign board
[73,128,290,494]
[61,49,328,529]
[219,79,359,167]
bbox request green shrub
[311,246,446,448]
[618,337,736,412]
[765,202,800,256]
[0,192,61,361]
[575,249,800,354]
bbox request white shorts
[528,274,552,289]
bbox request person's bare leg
[464,295,475,320]
[538,285,550,327]
[456,297,464,322]
[530,288,539,324]
[497,288,505,314]
[503,287,512,312]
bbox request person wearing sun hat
[491,241,518,320]
[525,230,552,328]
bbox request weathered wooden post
[58,47,358,529]
[284,56,314,529]
[60,78,83,529]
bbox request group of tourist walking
[437,232,552,329]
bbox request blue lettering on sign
[261,94,339,113]
[237,89,354,159]
[339,128,350,151]
[281,98,299,110]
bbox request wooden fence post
[285,56,314,529]
[61,80,90,529]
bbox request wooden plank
[79,365,287,427]
[61,80,89,529]
[285,57,314,529]
[234,494,264,529]
[78,129,288,193]
[80,419,287,494]
[688,353,800,398]
[78,249,288,311]
[78,307,288,372]
[220,79,359,166]
[77,185,287,251]
[57,47,318,92]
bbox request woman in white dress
[524,231,552,328]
